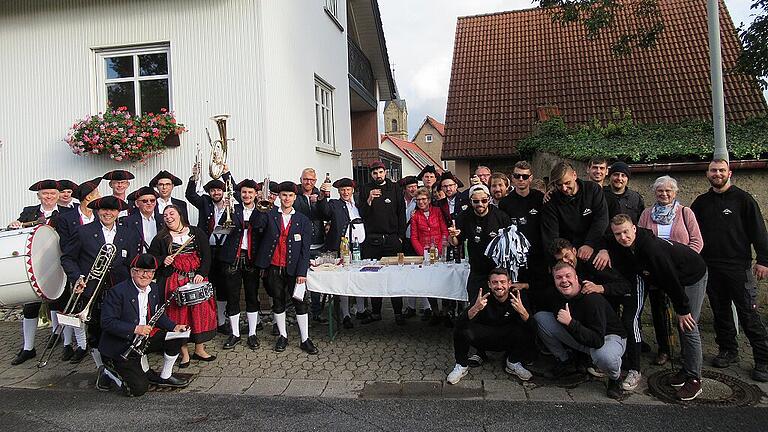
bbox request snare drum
[175,282,214,307]
[0,225,66,306]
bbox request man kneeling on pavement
[447,268,536,384]
[535,261,627,400]
[98,253,190,396]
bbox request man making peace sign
[446,268,536,385]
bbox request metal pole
[708,0,728,162]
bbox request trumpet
[206,114,234,180]
[193,142,202,183]
[221,177,235,229]
[38,243,117,368]
[256,177,273,213]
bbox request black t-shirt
[455,205,511,275]
[499,189,544,255]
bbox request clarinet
[121,289,180,360]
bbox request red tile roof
[443,0,768,160]
[381,134,444,173]
[425,116,445,136]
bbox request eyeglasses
[471,199,489,204]
[441,183,457,189]
[138,198,156,204]
[157,182,173,187]
[512,173,531,180]
[132,269,155,275]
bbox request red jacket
[410,206,449,254]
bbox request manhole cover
[647,369,765,406]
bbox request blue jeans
[535,311,626,380]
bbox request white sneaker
[447,364,469,384]
[504,360,533,381]
[622,370,642,391]
[587,365,607,378]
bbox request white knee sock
[297,313,309,342]
[405,297,416,309]
[74,327,87,349]
[62,326,73,346]
[91,348,103,369]
[104,368,122,386]
[216,301,227,326]
[229,314,240,337]
[420,297,431,310]
[22,318,37,351]
[274,312,287,338]
[49,310,60,332]
[160,353,178,379]
[340,296,350,318]
[247,312,259,336]
[140,355,150,373]
[356,297,366,312]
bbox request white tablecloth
[307,262,470,301]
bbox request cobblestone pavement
[0,311,766,405]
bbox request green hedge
[516,112,768,163]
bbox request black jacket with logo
[541,179,608,253]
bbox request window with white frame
[314,77,336,151]
[95,44,171,115]
[425,134,433,143]
[325,0,339,19]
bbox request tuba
[256,177,273,212]
[206,114,234,180]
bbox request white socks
[340,296,350,318]
[405,297,417,309]
[140,355,150,372]
[22,318,37,351]
[160,354,179,379]
[274,312,287,338]
[297,314,309,342]
[74,327,87,349]
[229,314,240,338]
[420,297,431,310]
[356,297,365,312]
[247,312,259,336]
[91,349,103,369]
[216,301,227,326]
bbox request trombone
[38,243,117,367]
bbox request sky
[377,0,765,139]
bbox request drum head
[27,225,65,301]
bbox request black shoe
[361,313,382,325]
[313,315,328,324]
[420,309,432,321]
[395,314,406,326]
[70,347,87,364]
[178,360,190,369]
[256,321,264,331]
[640,341,652,353]
[545,358,578,379]
[46,337,59,350]
[607,378,623,400]
[191,353,217,362]
[61,345,75,362]
[342,316,354,329]
[274,336,288,352]
[403,307,416,319]
[146,369,162,385]
[300,338,319,355]
[247,334,260,349]
[443,314,454,328]
[752,363,768,382]
[271,323,279,336]
[217,324,230,335]
[356,311,370,320]
[712,350,739,368]
[155,375,190,388]
[96,366,113,392]
[223,335,241,350]
[11,349,36,366]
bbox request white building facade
[0,0,395,222]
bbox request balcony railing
[348,37,375,98]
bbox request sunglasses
[138,198,156,204]
[512,173,531,180]
[471,199,489,204]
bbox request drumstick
[167,235,196,263]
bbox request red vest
[270,215,291,267]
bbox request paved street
[1,387,767,432]
[0,307,767,406]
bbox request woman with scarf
[149,205,217,367]
[638,176,703,365]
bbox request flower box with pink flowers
[66,106,186,162]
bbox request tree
[737,0,768,87]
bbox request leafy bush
[518,111,768,163]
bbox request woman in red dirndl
[149,205,217,366]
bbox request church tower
[383,99,408,141]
